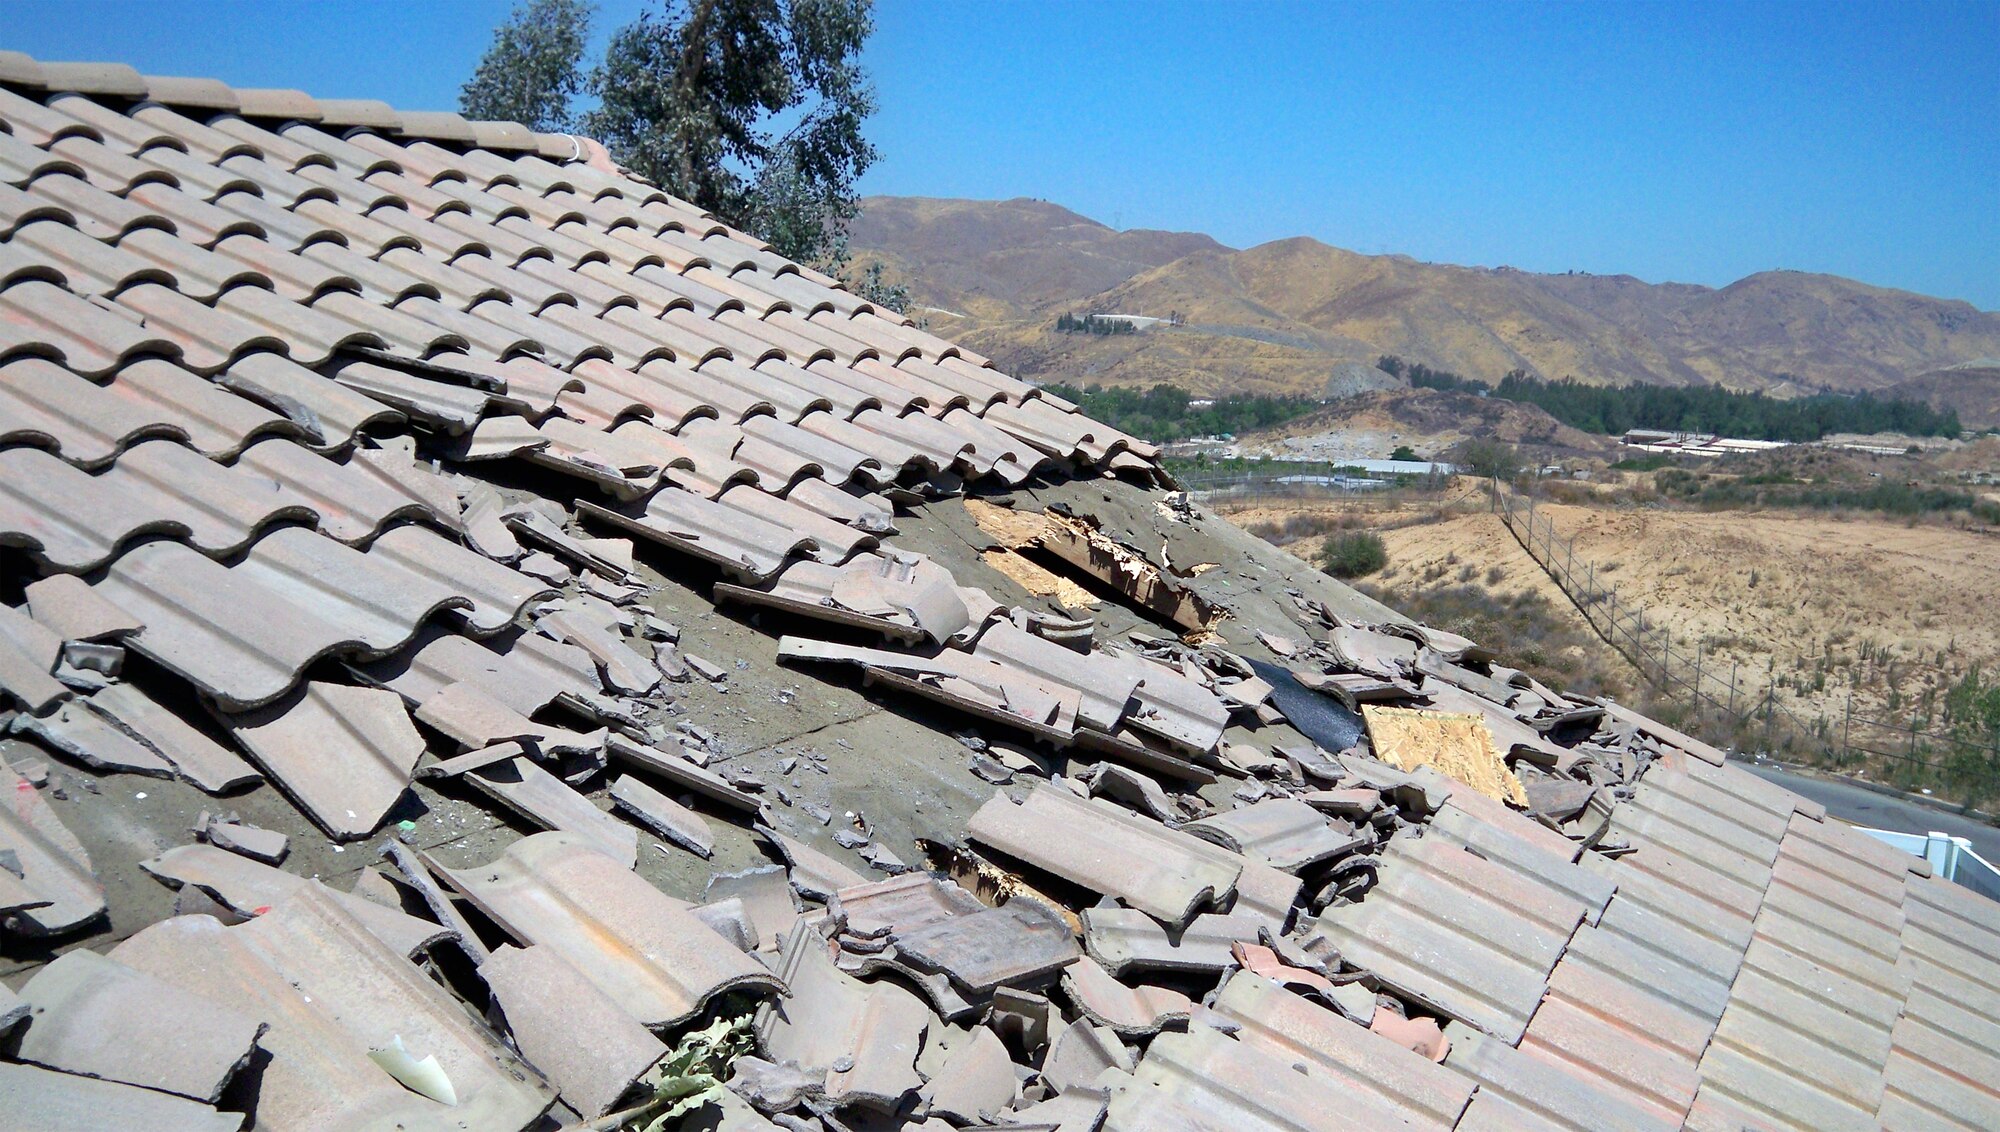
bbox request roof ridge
[0,47,596,162]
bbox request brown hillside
[853,197,2000,399]
[847,196,1228,322]
[1886,365,2000,429]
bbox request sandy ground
[1507,504,2000,721]
[1221,487,2000,732]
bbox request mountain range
[848,197,2000,422]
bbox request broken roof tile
[482,943,667,1119]
[578,486,813,582]
[15,946,265,1103]
[14,696,175,777]
[1182,798,1365,873]
[891,899,1078,995]
[84,684,262,800]
[0,601,70,713]
[1061,955,1193,1035]
[1084,907,1262,976]
[0,1061,245,1132]
[760,920,928,1112]
[356,624,598,712]
[441,831,782,1027]
[1304,832,1587,1044]
[1211,973,1473,1130]
[609,773,715,857]
[111,883,555,1132]
[139,842,447,957]
[705,864,800,953]
[967,784,1239,927]
[23,572,143,642]
[0,760,104,934]
[224,680,424,840]
[462,756,639,869]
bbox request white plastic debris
[368,1034,458,1105]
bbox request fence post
[1729,661,1738,716]
[1694,640,1704,711]
[1764,683,1776,749]
[1842,695,1852,762]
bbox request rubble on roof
[0,49,1992,1132]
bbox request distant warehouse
[1621,429,1789,457]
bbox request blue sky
[10,0,1997,307]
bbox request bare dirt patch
[1220,486,2000,737]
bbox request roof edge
[0,48,579,158]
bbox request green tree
[460,0,596,132]
[1458,438,1520,479]
[582,0,878,267]
[848,261,909,315]
[1390,445,1418,461]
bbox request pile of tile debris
[0,51,1996,1132]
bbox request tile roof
[0,47,1995,1132]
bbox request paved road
[1740,760,2000,863]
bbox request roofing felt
[0,46,1993,1132]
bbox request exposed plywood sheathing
[1363,704,1528,807]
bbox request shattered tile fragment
[611,772,716,857]
[761,921,928,1112]
[16,948,265,1103]
[482,943,667,1119]
[1061,955,1193,1035]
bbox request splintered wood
[982,550,1100,608]
[1362,705,1528,807]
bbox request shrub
[1320,531,1388,578]
[1243,510,1361,545]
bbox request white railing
[1858,826,2000,902]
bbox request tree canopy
[459,0,596,133]
[461,0,879,269]
[1374,354,1961,442]
[1492,372,1961,442]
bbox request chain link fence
[1492,480,2000,800]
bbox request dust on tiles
[0,47,1994,1132]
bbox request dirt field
[1217,487,2000,732]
